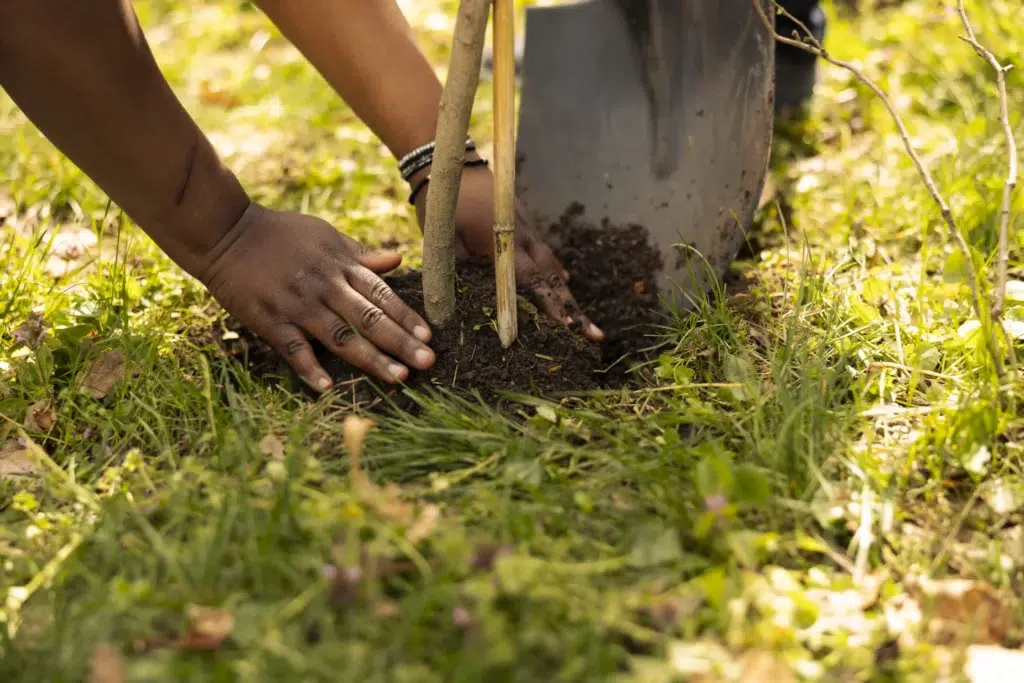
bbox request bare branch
[956,0,1017,321]
[755,0,1007,379]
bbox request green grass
[2,1,1023,680]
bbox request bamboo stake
[492,0,518,348]
[421,0,491,327]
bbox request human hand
[199,203,436,392]
[412,164,604,342]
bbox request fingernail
[413,324,431,342]
[561,270,570,281]
[588,323,605,340]
[389,363,408,381]
[414,348,433,368]
[309,375,332,392]
[564,316,574,325]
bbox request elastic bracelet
[399,138,475,181]
[408,157,490,206]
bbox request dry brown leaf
[173,604,235,651]
[0,438,43,480]
[258,434,285,460]
[737,650,796,683]
[77,349,127,399]
[88,643,125,683]
[911,577,1012,645]
[965,645,1024,683]
[407,504,441,543]
[24,399,57,432]
[372,600,400,620]
[199,80,242,109]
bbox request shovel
[515,0,776,312]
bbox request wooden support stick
[492,0,518,348]
[421,0,491,327]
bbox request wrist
[144,135,252,279]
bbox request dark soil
[206,210,667,409]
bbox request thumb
[358,250,403,274]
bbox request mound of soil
[207,210,666,409]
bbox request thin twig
[755,1,1006,379]
[956,1,1018,361]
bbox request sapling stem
[421,0,490,327]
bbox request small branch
[755,0,1006,379]
[421,0,491,326]
[956,0,1017,323]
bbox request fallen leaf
[199,80,241,109]
[0,438,43,480]
[965,645,1024,682]
[173,605,234,651]
[910,577,1012,645]
[633,281,646,296]
[737,650,796,683]
[258,434,285,460]
[23,399,57,432]
[76,349,127,399]
[88,643,125,683]
[407,504,440,543]
[373,600,400,620]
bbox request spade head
[516,0,775,313]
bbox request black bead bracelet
[399,138,476,182]
[408,158,490,206]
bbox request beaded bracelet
[408,158,490,206]
[399,138,476,181]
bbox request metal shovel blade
[516,0,775,313]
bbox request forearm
[0,0,249,277]
[255,0,445,160]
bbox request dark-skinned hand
[199,203,436,392]
[412,163,604,342]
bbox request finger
[524,234,571,283]
[306,307,410,384]
[515,251,605,342]
[346,267,435,348]
[335,232,404,274]
[455,234,470,260]
[264,322,334,393]
[359,251,403,274]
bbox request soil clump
[207,210,667,410]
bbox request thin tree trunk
[421,0,491,326]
